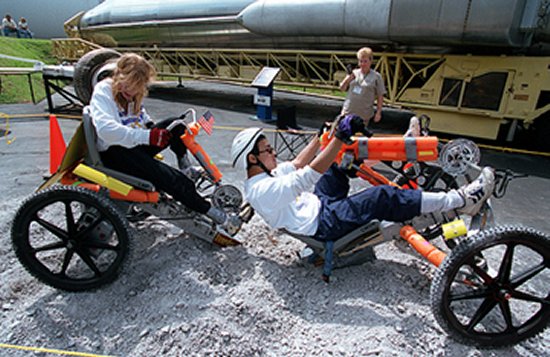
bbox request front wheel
[11,186,131,291]
[430,226,549,347]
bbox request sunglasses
[257,146,275,155]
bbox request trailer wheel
[430,226,549,347]
[11,186,131,291]
[74,48,121,104]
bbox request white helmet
[231,127,264,169]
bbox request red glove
[149,128,172,148]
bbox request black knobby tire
[430,226,549,347]
[73,48,121,104]
[11,186,131,291]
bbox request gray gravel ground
[1,83,549,356]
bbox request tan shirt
[342,68,386,122]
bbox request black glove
[145,121,154,129]
[335,114,366,144]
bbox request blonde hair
[112,53,156,114]
[356,47,374,60]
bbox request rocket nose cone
[237,1,263,32]
[236,11,244,25]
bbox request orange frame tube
[181,123,222,183]
[320,133,438,164]
[400,225,447,267]
[355,163,398,187]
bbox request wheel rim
[442,234,549,344]
[14,190,128,290]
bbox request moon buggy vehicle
[10,103,548,347]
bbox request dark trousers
[313,165,422,241]
[99,119,210,214]
[3,28,20,38]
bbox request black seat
[273,105,310,160]
[81,107,156,191]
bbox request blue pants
[19,29,32,38]
[3,28,20,38]
[313,165,421,241]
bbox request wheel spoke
[499,300,515,332]
[60,249,74,276]
[64,200,76,235]
[497,244,515,283]
[510,262,546,289]
[76,249,102,277]
[509,290,549,305]
[35,216,68,241]
[31,241,66,253]
[466,297,498,332]
[469,262,494,284]
[449,288,491,302]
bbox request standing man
[340,47,386,127]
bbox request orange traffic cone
[49,114,66,174]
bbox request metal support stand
[42,73,83,113]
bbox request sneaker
[207,206,227,225]
[206,207,241,235]
[404,116,421,137]
[457,167,495,216]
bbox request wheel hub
[497,288,512,301]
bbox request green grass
[0,37,56,104]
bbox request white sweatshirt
[89,79,153,151]
[244,162,323,236]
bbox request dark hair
[246,134,266,170]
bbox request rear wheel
[11,186,131,291]
[430,226,549,347]
[73,48,121,104]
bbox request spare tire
[73,48,121,104]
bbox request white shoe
[207,207,241,236]
[457,167,495,216]
[222,213,242,236]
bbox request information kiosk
[251,66,280,122]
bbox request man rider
[230,115,495,242]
